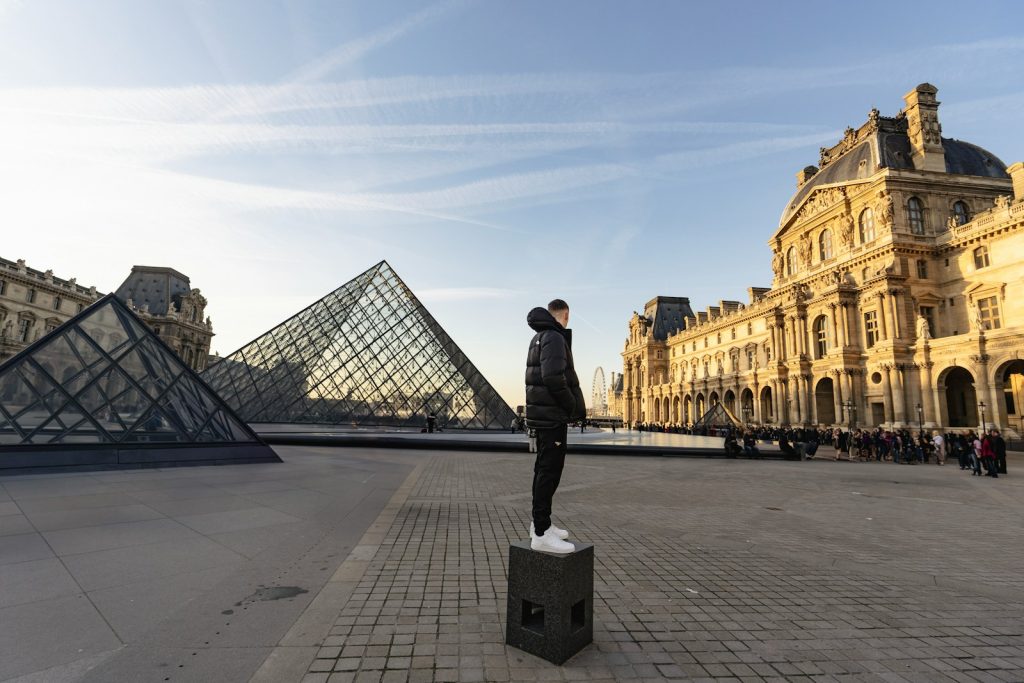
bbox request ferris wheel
[591,367,607,415]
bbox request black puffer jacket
[525,307,586,429]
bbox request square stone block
[505,541,593,665]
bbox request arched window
[859,208,875,243]
[813,315,828,359]
[953,200,970,226]
[785,246,797,276]
[818,229,833,261]
[907,197,925,235]
[973,245,990,269]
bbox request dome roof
[778,122,1009,230]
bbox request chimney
[796,165,818,188]
[903,83,946,172]
[1008,162,1024,202]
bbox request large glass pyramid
[0,294,277,470]
[202,261,516,430]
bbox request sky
[1,0,1023,410]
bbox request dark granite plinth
[505,540,593,665]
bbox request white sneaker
[530,522,569,540]
[531,528,575,554]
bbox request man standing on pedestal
[525,299,586,553]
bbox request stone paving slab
[304,451,1024,683]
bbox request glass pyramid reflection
[202,261,516,430]
[0,294,265,448]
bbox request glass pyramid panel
[0,295,265,447]
[202,261,516,430]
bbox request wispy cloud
[417,287,519,302]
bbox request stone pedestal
[505,540,593,665]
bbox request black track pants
[531,424,568,536]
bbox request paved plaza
[1,443,1022,682]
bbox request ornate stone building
[621,84,1024,435]
[114,266,214,372]
[0,259,213,373]
[0,257,101,363]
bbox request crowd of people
[627,421,1010,476]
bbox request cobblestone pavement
[303,452,1024,683]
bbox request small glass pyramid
[202,261,516,430]
[0,295,266,449]
[691,402,742,432]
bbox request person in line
[990,428,1007,475]
[524,299,586,554]
[970,431,983,476]
[932,430,946,466]
[981,433,998,478]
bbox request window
[916,260,928,279]
[691,341,696,352]
[76,303,83,313]
[716,333,721,344]
[813,316,828,359]
[920,306,935,337]
[747,348,755,368]
[786,246,797,276]
[704,337,708,348]
[907,197,925,235]
[53,296,62,311]
[861,267,869,282]
[864,310,879,348]
[17,318,33,342]
[973,245,990,269]
[656,350,663,359]
[731,327,736,340]
[859,208,875,243]
[0,279,5,295]
[977,296,1001,330]
[747,323,752,335]
[818,229,833,261]
[45,322,58,333]
[26,289,36,304]
[953,200,970,226]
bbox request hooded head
[527,299,569,333]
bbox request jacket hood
[527,307,563,333]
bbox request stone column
[972,354,991,429]
[838,303,850,348]
[892,364,908,426]
[800,315,809,357]
[890,289,902,340]
[829,304,840,351]
[881,364,894,425]
[752,376,761,423]
[878,292,890,340]
[792,377,802,424]
[802,374,813,426]
[841,370,853,424]
[831,369,843,427]
[770,378,778,421]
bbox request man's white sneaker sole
[530,522,569,540]
[530,535,575,554]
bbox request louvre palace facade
[618,84,1024,435]
[0,258,213,373]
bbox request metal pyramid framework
[0,294,278,471]
[691,402,742,432]
[202,261,516,430]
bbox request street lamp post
[979,400,987,432]
[916,403,924,438]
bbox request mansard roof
[641,296,694,341]
[778,114,1009,233]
